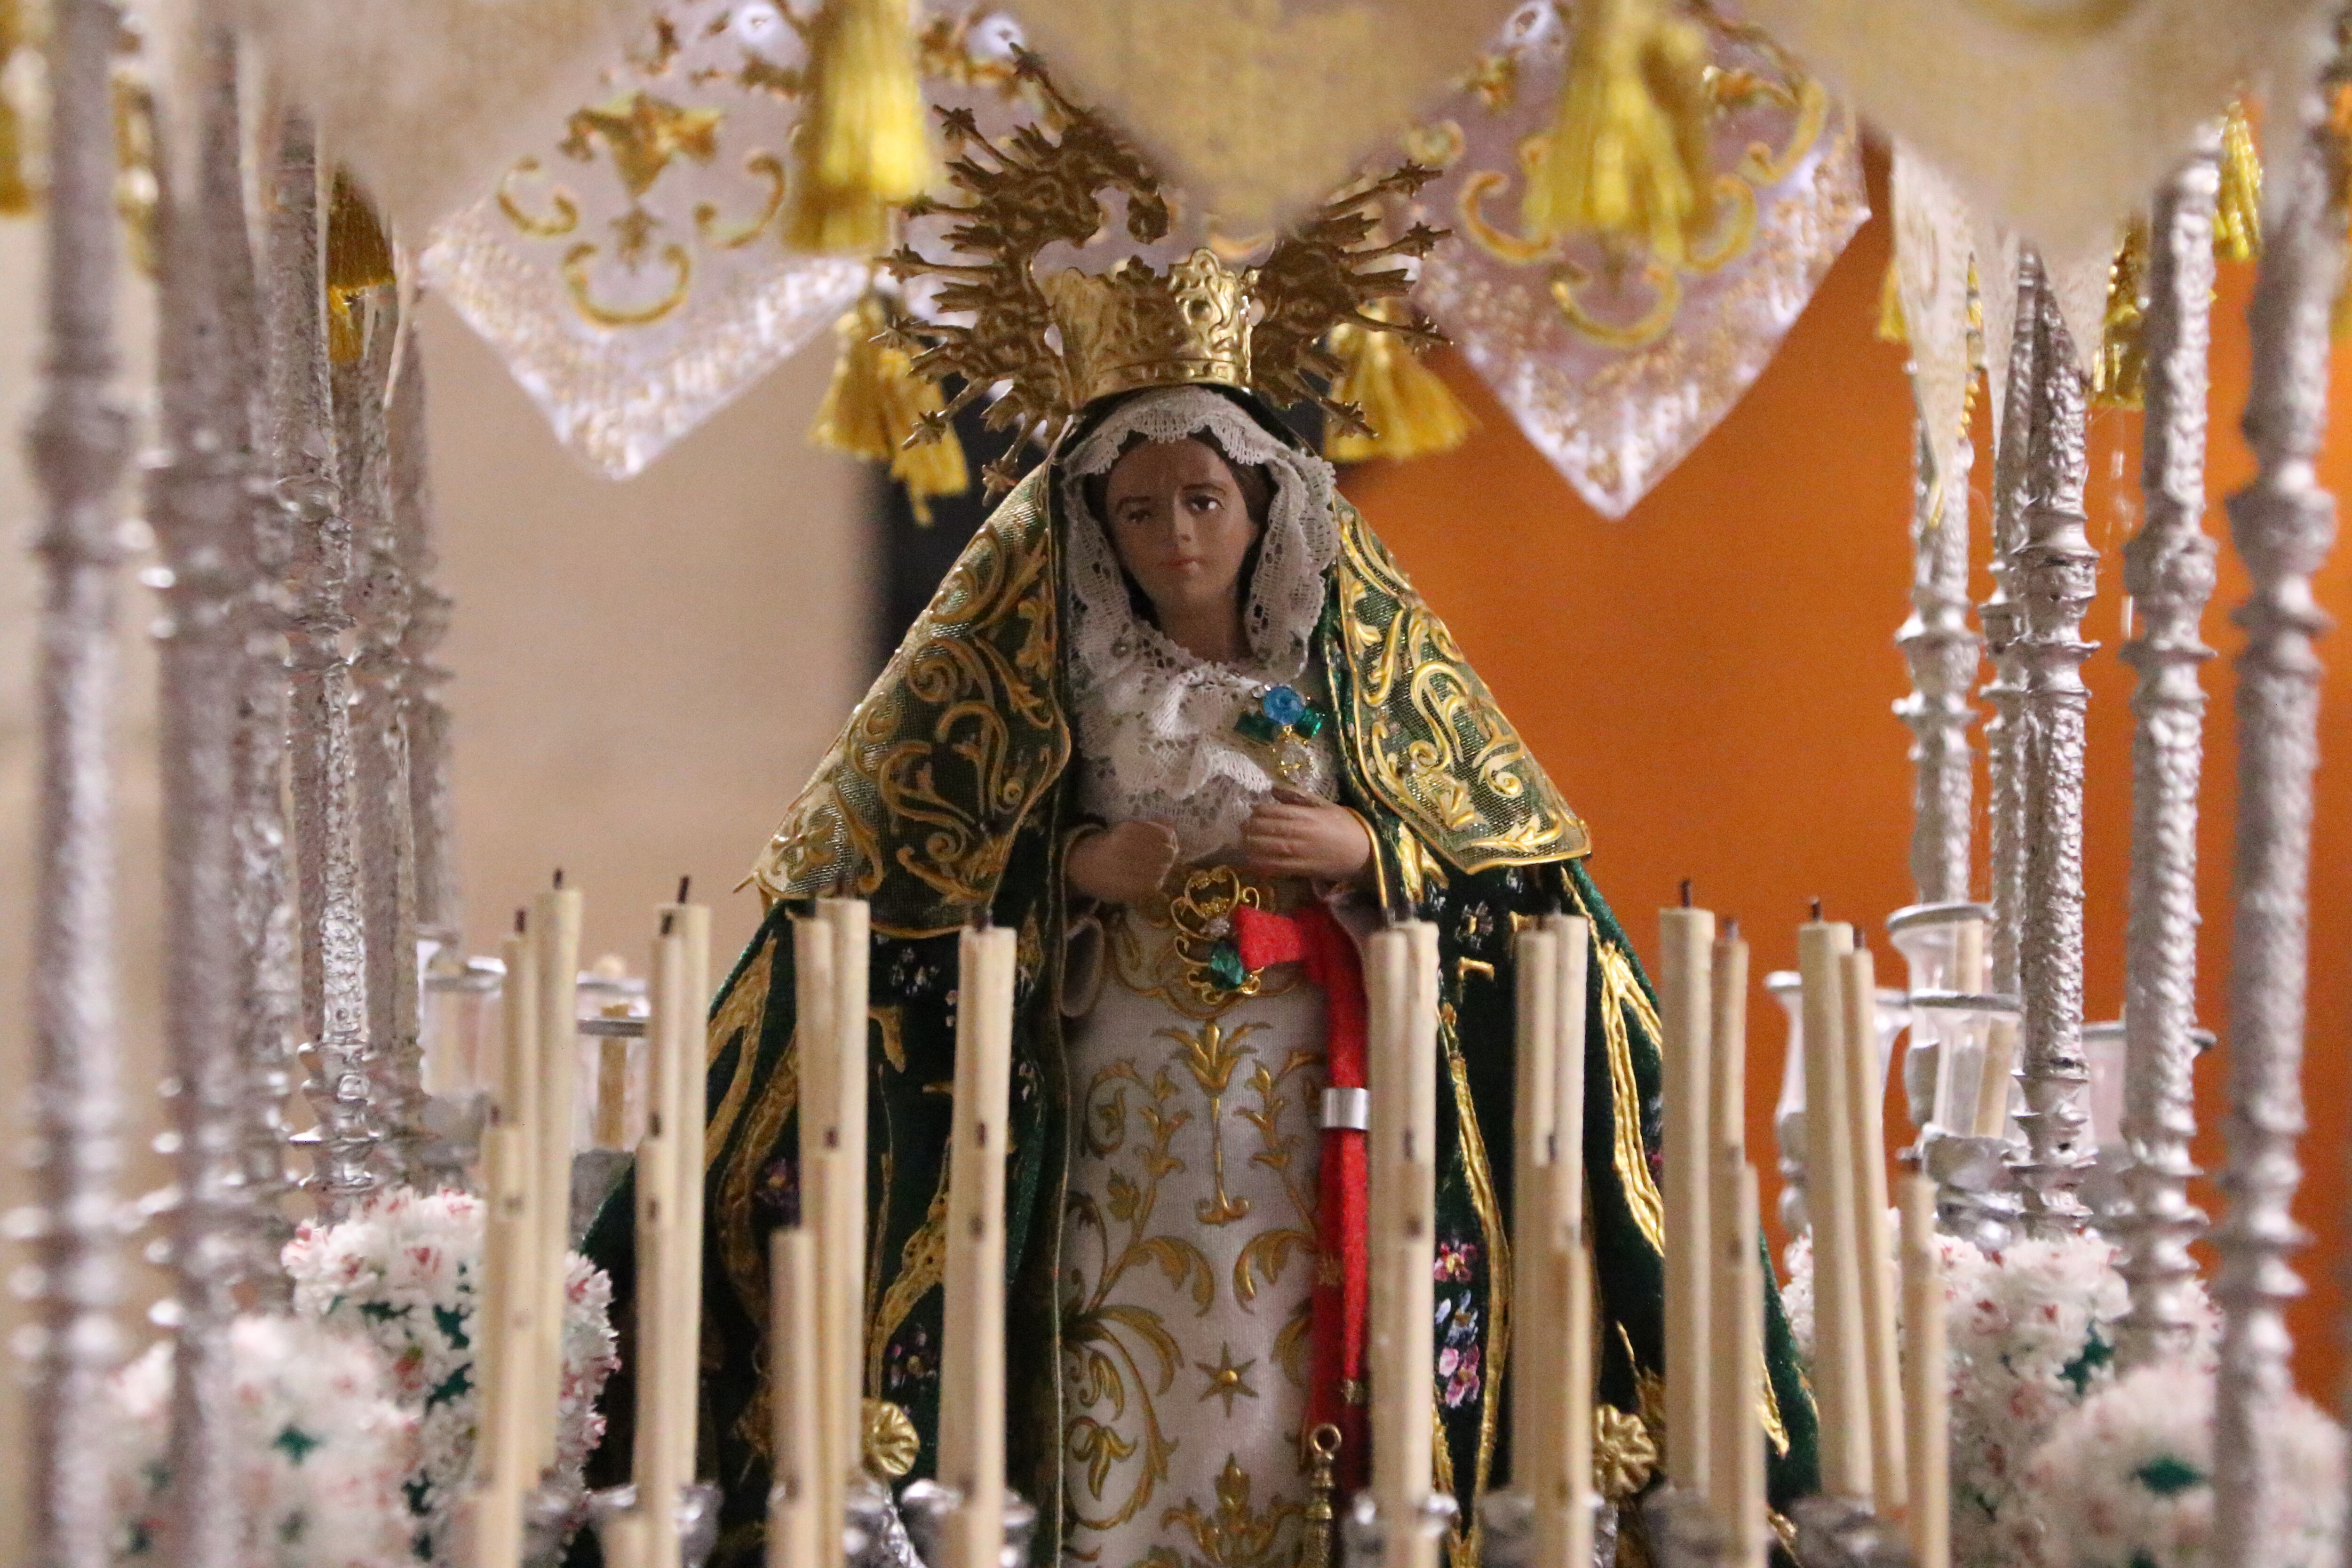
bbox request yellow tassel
[2092,216,2150,411]
[1874,255,1906,346]
[785,0,932,256]
[1322,305,1477,465]
[2215,100,2262,265]
[0,0,33,216]
[809,293,969,522]
[326,170,396,363]
[1520,0,1715,264]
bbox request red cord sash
[1233,902,1371,1495]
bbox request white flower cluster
[284,1186,620,1562]
[1779,1215,2221,1568]
[104,1314,418,1568]
[2019,1361,2344,1568]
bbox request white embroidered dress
[1055,391,1353,1568]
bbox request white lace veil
[1057,387,1345,860]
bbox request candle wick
[1679,878,1692,908]
[661,912,675,937]
[553,867,565,890]
[1725,916,1740,939]
[513,908,527,934]
[974,905,994,931]
[1810,897,1823,922]
[677,875,692,903]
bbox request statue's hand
[1242,790,1375,884]
[1067,819,1182,906]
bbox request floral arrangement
[2019,1361,2344,1568]
[1778,1214,2219,1568]
[105,1313,417,1568]
[284,1186,620,1563]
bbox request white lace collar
[1059,389,1344,861]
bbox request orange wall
[1343,155,2352,1398]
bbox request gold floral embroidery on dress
[1064,1062,1210,1531]
[1233,1049,1321,1313]
[868,1167,950,1394]
[1328,501,1588,873]
[1147,1455,1305,1568]
[750,470,1068,935]
[1168,1021,1265,1227]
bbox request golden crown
[882,53,1446,494]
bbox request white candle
[532,883,584,1472]
[1797,918,1869,1501]
[940,923,1016,1568]
[633,1132,680,1568]
[789,913,844,1558]
[767,1228,822,1568]
[1718,1166,1767,1568]
[1538,912,1592,1568]
[1557,1225,1595,1568]
[1543,914,1590,1261]
[1510,926,1560,1490]
[1900,1175,1948,1568]
[1658,900,1715,1500]
[1841,947,1905,1518]
[467,1121,535,1568]
[1708,925,1750,1526]
[817,899,869,1516]
[1370,922,1439,1568]
[666,900,712,1489]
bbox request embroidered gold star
[1196,1344,1260,1417]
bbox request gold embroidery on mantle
[1330,501,1587,873]
[1149,1455,1305,1568]
[749,470,1068,935]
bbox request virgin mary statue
[583,63,1816,1568]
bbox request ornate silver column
[148,31,263,1568]
[392,330,461,950]
[264,118,386,1213]
[2209,32,2347,1568]
[2114,129,2220,1371]
[1896,413,1979,905]
[24,2,135,1565]
[334,276,428,1174]
[2009,256,2097,1236]
[1980,258,2043,1004]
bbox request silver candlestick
[1895,413,1980,907]
[23,2,135,1565]
[217,56,301,1300]
[391,327,461,949]
[335,277,429,1178]
[2209,27,2349,1568]
[2009,253,2098,1237]
[2114,126,2222,1372]
[1979,255,2043,1007]
[263,116,387,1214]
[149,31,280,1568]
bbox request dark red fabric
[1233,902,1371,1493]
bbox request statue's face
[1101,437,1263,629]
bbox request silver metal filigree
[23,3,136,1565]
[2009,251,2098,1237]
[2114,128,2221,1372]
[264,116,387,1213]
[335,294,429,1176]
[1896,414,1980,905]
[2209,31,2348,1568]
